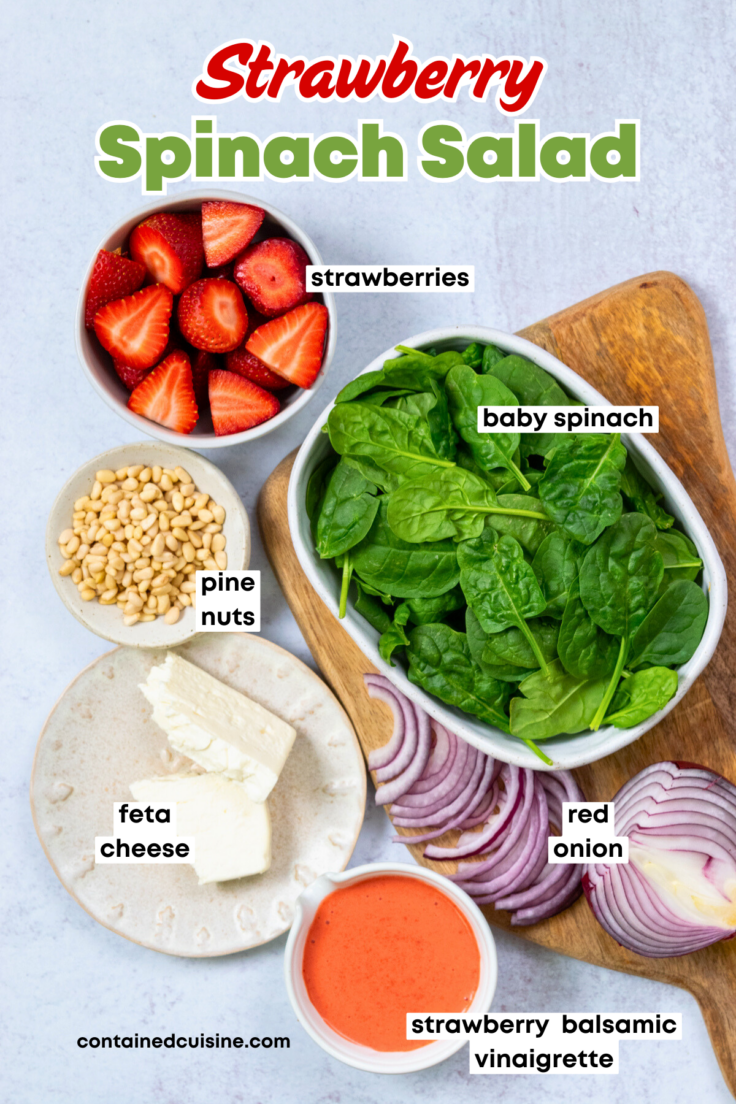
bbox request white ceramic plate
[288,326,728,771]
[31,633,366,956]
[45,441,249,648]
[75,189,337,447]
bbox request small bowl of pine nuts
[46,442,250,647]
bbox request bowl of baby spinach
[287,326,727,769]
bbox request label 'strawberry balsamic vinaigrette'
[302,875,481,1052]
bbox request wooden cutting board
[257,272,736,1096]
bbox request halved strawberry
[94,284,173,369]
[191,348,218,407]
[246,302,328,389]
[201,201,264,267]
[209,369,280,436]
[234,238,312,317]
[128,350,198,434]
[85,249,146,328]
[129,212,204,294]
[178,278,248,353]
[112,360,151,391]
[225,345,290,391]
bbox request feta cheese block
[140,654,296,802]
[129,773,271,885]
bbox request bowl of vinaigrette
[284,862,498,1073]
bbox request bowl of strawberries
[77,190,336,445]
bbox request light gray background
[3,1,735,1101]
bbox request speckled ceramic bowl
[46,441,249,647]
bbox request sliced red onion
[584,761,736,958]
[363,674,586,926]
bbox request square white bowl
[287,326,728,770]
[76,189,337,447]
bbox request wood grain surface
[257,272,736,1096]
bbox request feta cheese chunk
[129,773,271,885]
[140,654,296,802]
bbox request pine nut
[59,462,227,626]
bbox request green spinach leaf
[462,342,484,368]
[445,363,531,489]
[620,455,674,530]
[378,604,411,666]
[510,659,609,744]
[482,617,559,670]
[557,576,619,679]
[397,586,466,625]
[457,527,551,673]
[327,402,456,483]
[539,433,627,544]
[306,452,338,527]
[486,354,570,406]
[352,499,460,598]
[387,467,548,544]
[465,608,529,681]
[605,667,678,728]
[532,532,580,618]
[486,493,557,553]
[628,579,708,670]
[481,343,506,373]
[406,623,513,732]
[354,581,393,633]
[315,459,379,559]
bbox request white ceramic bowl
[284,861,497,1073]
[288,326,728,770]
[76,189,337,447]
[46,441,250,647]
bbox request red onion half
[584,761,736,958]
[364,674,584,925]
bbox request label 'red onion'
[302,875,480,1052]
[583,761,736,958]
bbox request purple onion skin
[583,761,736,958]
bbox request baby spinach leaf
[557,576,619,679]
[382,346,463,380]
[457,451,520,494]
[359,388,415,407]
[539,433,627,544]
[605,667,678,728]
[510,660,609,742]
[378,604,412,666]
[327,402,456,483]
[520,430,558,461]
[387,467,548,544]
[654,530,702,581]
[354,581,393,634]
[335,370,387,403]
[532,532,580,618]
[462,341,484,368]
[397,586,466,625]
[388,380,457,461]
[352,500,460,598]
[465,608,529,681]
[406,623,513,733]
[486,354,571,406]
[315,459,379,559]
[628,579,708,670]
[481,343,507,373]
[579,512,664,728]
[579,513,664,639]
[620,455,674,530]
[457,528,550,673]
[342,455,401,493]
[481,617,559,670]
[306,452,338,527]
[486,494,557,553]
[445,364,531,490]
